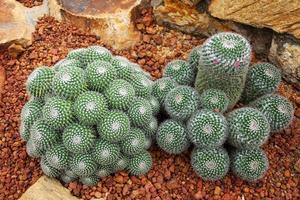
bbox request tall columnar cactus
[230,148,269,182]
[191,147,230,181]
[199,89,229,113]
[242,62,281,103]
[195,32,251,109]
[227,107,270,149]
[164,86,200,121]
[250,94,294,132]
[187,110,228,148]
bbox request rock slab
[19,176,79,200]
[209,0,300,39]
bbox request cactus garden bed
[0,12,300,200]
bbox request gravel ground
[0,8,299,200]
[17,0,43,7]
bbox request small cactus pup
[128,97,153,127]
[156,120,190,154]
[79,176,99,186]
[199,89,229,113]
[128,72,153,97]
[53,58,81,71]
[242,62,281,103]
[127,151,153,176]
[227,107,270,149]
[187,110,228,148]
[104,79,135,111]
[195,32,251,109]
[69,154,97,177]
[188,45,202,70]
[250,94,294,132]
[26,139,44,158]
[62,123,96,154]
[85,60,117,92]
[149,96,160,115]
[120,128,147,156]
[52,66,87,100]
[83,46,112,64]
[97,110,130,143]
[66,48,88,64]
[73,91,108,126]
[111,56,134,80]
[231,148,269,182]
[142,116,158,139]
[113,154,129,172]
[45,144,69,170]
[191,147,230,181]
[164,86,200,121]
[26,66,55,97]
[93,139,121,165]
[163,59,195,85]
[40,156,61,178]
[95,165,113,178]
[152,77,177,105]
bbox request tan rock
[19,176,79,200]
[209,0,300,39]
[181,0,202,6]
[268,35,300,90]
[48,0,142,50]
[0,0,48,49]
[295,159,300,173]
[0,66,5,96]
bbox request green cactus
[163,59,195,85]
[131,62,152,79]
[191,147,230,181]
[97,110,130,143]
[227,107,270,149]
[242,63,281,103]
[250,94,293,132]
[113,154,129,172]
[142,116,158,139]
[156,120,190,154]
[85,60,117,92]
[40,156,61,178]
[128,97,153,127]
[79,175,99,186]
[66,48,88,63]
[120,128,147,156]
[127,151,152,176]
[164,86,200,121]
[42,97,74,130]
[62,123,96,154]
[128,73,153,97]
[231,148,269,182]
[52,67,87,100]
[111,56,134,80]
[152,77,177,104]
[187,110,228,148]
[26,139,44,158]
[69,154,97,176]
[60,174,77,183]
[195,32,251,109]
[104,79,135,111]
[93,139,120,165]
[53,58,81,71]
[188,45,202,70]
[149,96,160,115]
[95,165,113,178]
[45,144,69,170]
[20,122,31,143]
[199,89,229,113]
[73,91,108,126]
[83,46,112,64]
[26,66,55,97]
[144,137,152,150]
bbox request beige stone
[0,66,5,96]
[268,35,300,90]
[181,0,202,6]
[48,0,142,50]
[209,0,300,39]
[19,176,79,200]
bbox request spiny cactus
[79,176,99,186]
[26,139,44,158]
[152,77,177,104]
[199,89,229,113]
[66,48,87,63]
[62,123,96,154]
[250,94,293,132]
[156,120,190,154]
[73,91,108,126]
[227,107,270,149]
[40,156,61,178]
[163,59,195,85]
[111,56,133,80]
[83,46,112,64]
[242,63,281,103]
[53,58,81,71]
[128,72,152,97]
[142,116,158,139]
[128,97,153,127]
[97,110,130,143]
[127,151,152,176]
[187,110,228,148]
[60,173,77,183]
[188,45,202,70]
[42,97,74,130]
[104,79,135,111]
[95,165,113,178]
[191,147,230,181]
[26,66,55,97]
[93,139,121,165]
[69,154,97,176]
[45,144,69,170]
[120,128,147,156]
[164,86,200,121]
[195,32,251,109]
[231,148,269,182]
[113,155,129,172]
[149,96,160,115]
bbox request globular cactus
[164,86,200,121]
[26,139,44,158]
[128,97,153,127]
[40,156,61,178]
[67,48,87,64]
[120,128,147,156]
[60,173,77,184]
[45,144,69,170]
[127,151,152,176]
[128,73,153,97]
[250,94,294,132]
[187,110,228,148]
[79,176,99,186]
[53,58,81,71]
[83,46,112,64]
[93,139,121,165]
[149,96,160,115]
[69,154,97,177]
[242,62,281,103]
[156,120,190,154]
[227,107,270,149]
[191,147,230,181]
[195,32,251,109]
[163,59,195,85]
[113,155,129,172]
[95,166,113,178]
[230,148,269,182]
[188,45,202,70]
[199,89,229,113]
[142,116,158,139]
[152,77,178,104]
[26,66,55,97]
[111,56,134,80]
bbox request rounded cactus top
[199,32,251,73]
[199,89,229,113]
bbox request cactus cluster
[21,46,158,186]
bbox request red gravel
[17,0,43,8]
[0,7,299,200]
